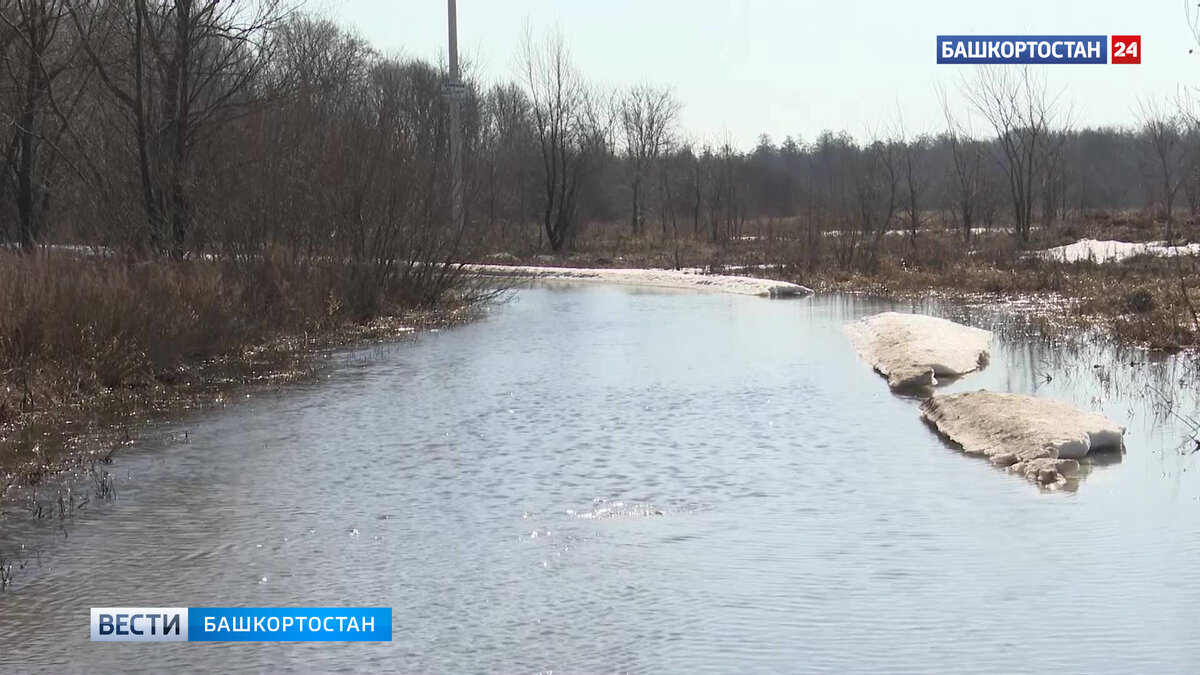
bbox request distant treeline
[0,4,1193,261]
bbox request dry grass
[0,250,485,492]
[0,253,324,422]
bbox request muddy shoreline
[0,306,479,506]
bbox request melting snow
[1033,238,1200,264]
[468,264,812,298]
[844,312,993,390]
[921,391,1125,487]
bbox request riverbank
[478,213,1200,351]
[808,245,1199,351]
[0,252,484,500]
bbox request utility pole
[445,0,464,234]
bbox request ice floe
[467,264,812,297]
[921,391,1125,487]
[844,312,993,389]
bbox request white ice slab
[921,391,1125,487]
[844,312,992,389]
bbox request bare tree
[813,130,856,269]
[858,136,901,270]
[65,0,286,254]
[0,0,80,251]
[520,27,606,252]
[702,137,746,243]
[617,82,678,235]
[1039,127,1072,226]
[688,140,703,238]
[938,86,983,242]
[478,81,534,236]
[963,66,1066,242]
[890,109,927,249]
[1138,95,1191,242]
[659,139,690,267]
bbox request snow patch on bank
[844,312,993,389]
[1033,238,1200,264]
[921,391,1125,487]
[468,264,812,297]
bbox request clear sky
[316,0,1200,149]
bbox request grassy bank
[477,211,1200,351]
[0,251,486,496]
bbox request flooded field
[1,285,1199,673]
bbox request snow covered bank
[1033,238,1200,264]
[921,391,1125,487]
[37,247,811,298]
[844,312,992,389]
[468,264,812,298]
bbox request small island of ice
[844,312,993,389]
[921,391,1125,487]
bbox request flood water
[1,285,1199,674]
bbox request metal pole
[447,0,463,235]
[447,0,459,80]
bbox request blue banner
[937,35,1108,64]
[91,607,392,642]
[189,607,392,641]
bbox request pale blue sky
[317,0,1199,148]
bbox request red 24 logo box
[1112,35,1141,64]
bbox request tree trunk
[630,177,640,235]
[133,0,161,250]
[167,0,193,256]
[16,48,39,253]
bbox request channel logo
[937,35,1141,64]
[90,607,393,642]
[91,607,187,642]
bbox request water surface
[1,286,1198,674]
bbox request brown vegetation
[476,210,1200,351]
[0,250,486,494]
[0,7,497,489]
